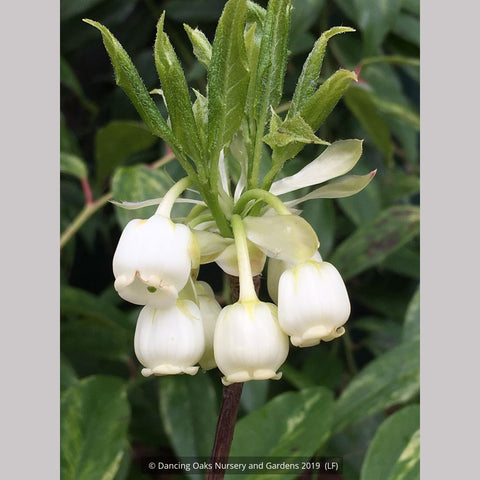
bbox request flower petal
[270,139,363,196]
[111,197,206,209]
[243,214,319,263]
[286,170,377,206]
[193,230,233,264]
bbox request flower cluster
[112,141,374,385]
[94,2,375,386]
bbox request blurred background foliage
[60,0,419,479]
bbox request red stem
[206,275,262,480]
[81,177,93,205]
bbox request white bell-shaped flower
[113,214,198,308]
[134,300,205,377]
[195,281,222,371]
[214,300,289,385]
[267,251,322,304]
[278,260,350,347]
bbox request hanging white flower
[214,300,289,385]
[277,259,350,347]
[134,300,205,377]
[195,281,222,371]
[113,214,199,308]
[267,251,323,304]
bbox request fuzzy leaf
[83,20,181,152]
[155,13,202,160]
[207,0,249,160]
[253,0,292,119]
[289,26,355,116]
[300,69,357,131]
[184,24,212,68]
[263,112,329,150]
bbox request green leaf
[246,0,266,25]
[354,0,402,56]
[371,94,420,130]
[379,170,420,204]
[300,69,357,132]
[61,285,131,330]
[94,120,156,183]
[402,0,420,16]
[61,113,81,155]
[280,362,316,390]
[158,374,218,471]
[61,152,88,180]
[333,338,419,432]
[254,0,292,119]
[289,26,355,116]
[83,20,182,153]
[207,0,249,160]
[381,245,420,279]
[354,316,402,356]
[344,84,394,165]
[155,14,202,161]
[336,174,382,225]
[302,198,336,258]
[60,286,134,374]
[240,379,270,413]
[61,289,132,366]
[184,24,212,68]
[301,347,345,391]
[227,387,334,480]
[192,89,209,149]
[61,375,130,480]
[111,164,174,227]
[330,205,420,279]
[61,354,79,393]
[263,112,329,152]
[386,429,420,480]
[329,413,385,477]
[360,405,419,480]
[392,13,420,47]
[403,287,420,341]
